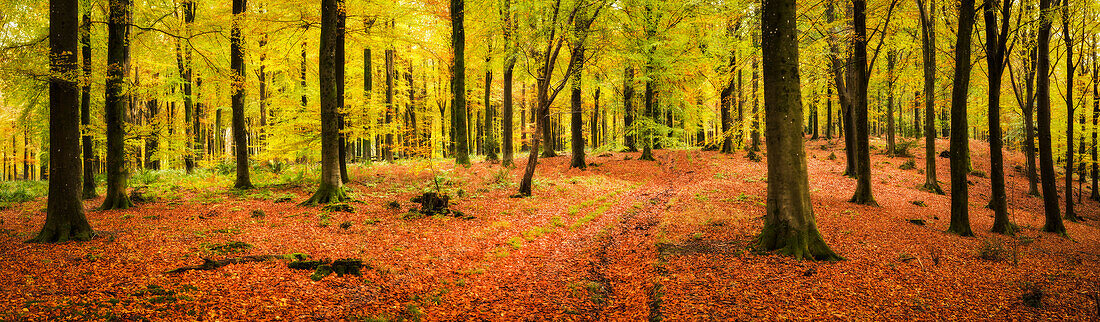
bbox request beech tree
[983,0,1014,234]
[1036,0,1064,234]
[32,0,93,243]
[302,0,349,205]
[98,0,133,211]
[80,8,96,200]
[947,0,976,237]
[756,0,840,261]
[916,0,943,194]
[230,0,252,190]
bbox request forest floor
[1,137,1100,320]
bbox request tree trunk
[99,0,133,211]
[826,0,855,176]
[917,0,943,194]
[452,0,470,165]
[569,38,586,169]
[80,11,97,199]
[756,0,840,260]
[849,0,876,206]
[749,32,760,153]
[624,67,636,151]
[984,0,1013,234]
[1091,38,1098,201]
[591,85,600,149]
[826,85,833,139]
[1036,0,1064,233]
[179,0,196,173]
[384,47,395,162]
[885,51,896,155]
[363,44,374,163]
[302,0,349,205]
[1061,7,1078,221]
[230,0,252,189]
[946,0,976,236]
[33,0,93,242]
[501,0,515,167]
[485,52,498,163]
[336,8,349,183]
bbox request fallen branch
[167,255,282,274]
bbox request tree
[946,0,976,236]
[755,0,840,261]
[569,11,591,169]
[33,0,94,243]
[99,0,133,211]
[501,0,516,167]
[1092,37,1098,201]
[848,0,875,206]
[485,41,498,163]
[885,50,896,155]
[623,67,636,151]
[916,0,943,194]
[452,0,470,166]
[825,0,855,177]
[1060,1,1078,222]
[983,0,1014,234]
[1036,0,1064,234]
[80,9,96,200]
[384,33,395,163]
[1009,22,1040,197]
[303,0,350,205]
[230,0,252,190]
[337,5,350,183]
[177,0,197,174]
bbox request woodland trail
[2,139,1100,320]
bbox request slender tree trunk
[1061,7,1078,221]
[826,85,833,139]
[811,90,820,140]
[1091,38,1098,201]
[591,84,600,149]
[34,0,93,242]
[501,0,515,167]
[749,32,761,153]
[230,0,252,189]
[384,47,395,162]
[623,67,636,151]
[886,51,896,155]
[258,33,268,153]
[302,0,349,205]
[80,11,97,199]
[1036,0,1064,233]
[363,43,374,163]
[985,0,1013,233]
[336,7,349,183]
[756,0,840,260]
[177,1,196,173]
[452,0,470,165]
[946,0,976,236]
[485,50,498,163]
[99,0,133,211]
[917,0,943,194]
[569,35,586,169]
[849,0,876,206]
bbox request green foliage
[203,241,253,254]
[0,181,44,207]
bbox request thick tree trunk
[230,0,252,190]
[80,11,97,199]
[1036,0,1064,233]
[33,0,93,242]
[849,0,876,206]
[302,0,349,205]
[99,0,133,211]
[452,0,470,165]
[946,0,976,236]
[756,0,840,260]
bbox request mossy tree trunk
[756,0,840,261]
[452,0,470,165]
[34,0,94,243]
[302,0,349,206]
[99,0,133,211]
[230,0,252,190]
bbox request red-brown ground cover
[1,138,1098,320]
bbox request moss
[310,264,333,281]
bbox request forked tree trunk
[984,0,1013,233]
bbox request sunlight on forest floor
[1,138,1099,320]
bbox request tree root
[299,185,349,206]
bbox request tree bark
[501,0,515,167]
[99,0,133,211]
[80,10,97,199]
[33,0,93,243]
[452,0,470,165]
[984,0,1013,233]
[336,6,349,183]
[230,0,252,190]
[302,0,349,205]
[384,47,395,162]
[1061,5,1078,221]
[1036,0,1064,233]
[756,0,840,260]
[1091,37,1098,201]
[623,67,636,151]
[947,0,976,236]
[849,0,876,206]
[569,19,586,169]
[885,51,896,155]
